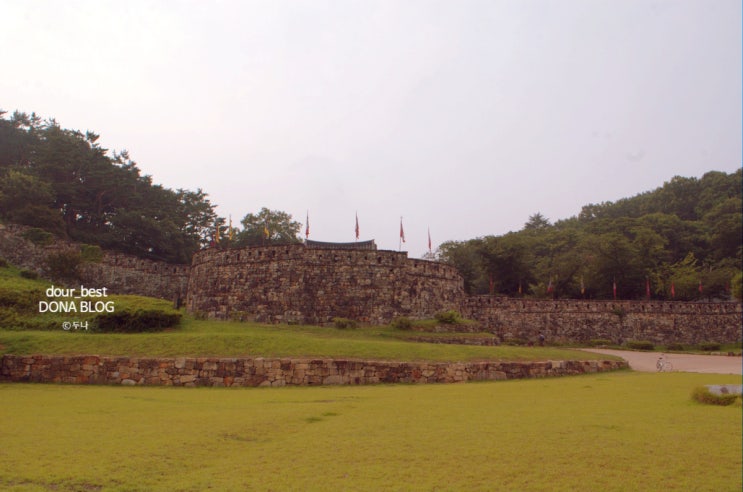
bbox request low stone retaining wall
[0,355,627,387]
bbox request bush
[699,342,721,351]
[0,307,24,329]
[434,310,461,324]
[0,288,44,313]
[22,227,54,246]
[627,340,655,351]
[19,269,39,280]
[666,343,685,351]
[45,251,82,280]
[333,317,357,329]
[80,244,103,263]
[691,386,740,406]
[589,339,613,347]
[92,310,181,333]
[391,316,413,330]
[0,257,8,268]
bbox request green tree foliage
[235,208,301,247]
[0,110,219,263]
[439,170,742,300]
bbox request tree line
[1,109,740,301]
[437,170,742,301]
[0,110,305,263]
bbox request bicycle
[656,355,673,372]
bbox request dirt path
[582,349,742,375]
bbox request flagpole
[398,216,406,251]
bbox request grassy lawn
[0,317,607,362]
[1,371,740,491]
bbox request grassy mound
[0,264,180,333]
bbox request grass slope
[0,317,606,361]
[0,372,740,491]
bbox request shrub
[44,251,82,280]
[92,310,181,333]
[0,257,8,268]
[691,386,740,406]
[80,244,103,263]
[699,342,721,351]
[0,307,24,329]
[22,227,54,246]
[666,343,684,351]
[0,288,44,313]
[434,310,461,324]
[611,307,627,318]
[391,316,413,331]
[333,317,357,329]
[19,269,38,280]
[589,339,613,347]
[626,340,654,351]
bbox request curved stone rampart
[186,244,465,324]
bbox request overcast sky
[2,0,741,256]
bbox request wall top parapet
[463,296,742,314]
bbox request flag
[399,217,405,243]
[215,222,221,244]
[698,280,703,294]
[580,275,585,295]
[645,277,650,299]
[427,228,432,253]
[228,215,233,241]
[547,277,553,293]
[518,281,522,295]
[305,211,310,239]
[355,213,359,240]
[263,221,269,239]
[670,281,675,299]
[612,278,617,300]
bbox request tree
[235,208,301,246]
[438,239,486,294]
[524,212,550,231]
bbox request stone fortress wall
[462,296,742,345]
[0,223,189,301]
[1,223,741,344]
[186,243,464,325]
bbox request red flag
[399,217,405,243]
[698,280,703,294]
[645,277,651,299]
[612,278,617,300]
[547,278,553,293]
[427,227,432,253]
[670,281,675,299]
[580,275,585,296]
[305,211,310,239]
[355,213,359,240]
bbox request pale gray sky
[2,0,741,256]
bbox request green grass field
[1,371,740,491]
